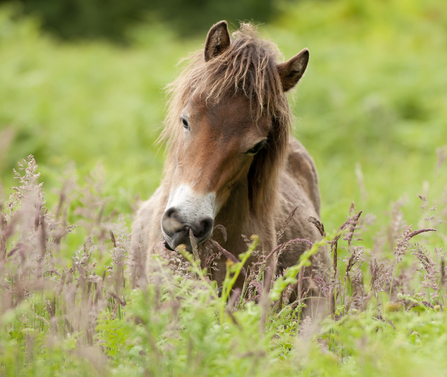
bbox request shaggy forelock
[160,23,293,147]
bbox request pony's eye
[246,140,266,155]
[181,118,190,130]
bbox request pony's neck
[215,179,250,240]
[215,175,279,252]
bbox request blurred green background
[0,0,446,233]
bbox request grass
[0,154,446,376]
[1,0,447,375]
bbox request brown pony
[132,21,322,287]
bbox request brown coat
[131,21,323,288]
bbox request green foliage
[1,0,446,232]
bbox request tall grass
[0,155,445,376]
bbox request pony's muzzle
[161,207,214,251]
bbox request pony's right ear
[204,21,231,62]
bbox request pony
[132,21,323,288]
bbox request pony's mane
[160,23,293,146]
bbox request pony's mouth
[163,239,195,253]
[162,224,213,253]
[164,240,176,252]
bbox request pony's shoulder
[285,137,320,216]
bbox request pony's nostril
[165,207,176,218]
[194,217,214,241]
[161,207,183,236]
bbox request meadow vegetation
[1,0,447,375]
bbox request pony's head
[160,21,309,251]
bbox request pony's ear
[277,48,309,92]
[204,21,231,62]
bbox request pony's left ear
[204,21,231,62]
[277,48,309,92]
